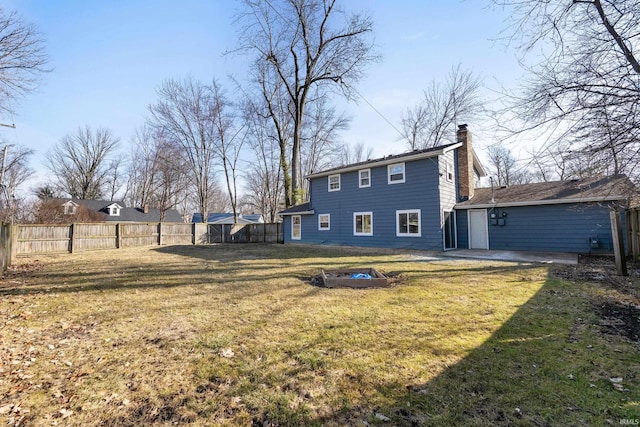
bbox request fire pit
[320,268,389,288]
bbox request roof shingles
[457,174,634,207]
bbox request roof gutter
[305,144,461,179]
[278,210,315,216]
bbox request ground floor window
[318,214,330,230]
[397,209,421,237]
[292,215,301,240]
[353,212,373,236]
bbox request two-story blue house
[280,124,634,254]
[279,124,486,251]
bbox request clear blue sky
[3,0,519,194]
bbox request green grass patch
[0,244,637,426]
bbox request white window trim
[291,215,301,240]
[63,203,77,215]
[396,209,421,237]
[387,163,406,184]
[328,174,341,192]
[446,160,454,182]
[108,206,121,216]
[318,213,330,231]
[353,211,373,236]
[358,169,371,188]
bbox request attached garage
[455,175,633,254]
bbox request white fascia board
[305,148,451,179]
[454,196,627,209]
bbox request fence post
[69,223,75,253]
[9,223,18,264]
[158,222,163,246]
[632,209,639,261]
[610,209,628,276]
[115,223,121,249]
[1,224,7,271]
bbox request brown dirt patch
[552,255,640,343]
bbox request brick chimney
[143,204,149,214]
[456,124,475,201]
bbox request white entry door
[468,209,489,249]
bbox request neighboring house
[55,199,184,222]
[279,124,634,254]
[191,213,265,224]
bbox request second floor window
[359,169,371,188]
[388,163,405,184]
[328,174,341,192]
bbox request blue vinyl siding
[456,203,618,253]
[291,157,445,250]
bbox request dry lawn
[0,244,638,426]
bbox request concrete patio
[441,249,579,265]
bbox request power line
[348,84,404,140]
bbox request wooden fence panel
[229,225,248,243]
[120,223,159,247]
[249,224,264,243]
[194,223,207,244]
[73,223,117,251]
[15,224,71,255]
[266,223,283,243]
[161,223,194,245]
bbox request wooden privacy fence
[4,222,283,262]
[208,223,283,244]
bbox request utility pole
[0,123,16,219]
[0,144,8,196]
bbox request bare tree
[300,94,350,196]
[205,180,230,214]
[33,184,58,200]
[1,143,34,199]
[493,0,640,180]
[487,143,532,186]
[0,8,49,114]
[242,98,284,222]
[148,77,220,223]
[0,143,34,222]
[125,126,191,219]
[124,126,158,209]
[104,157,125,201]
[400,64,483,150]
[46,126,120,199]
[235,0,377,207]
[338,142,373,166]
[153,138,190,221]
[210,80,244,222]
